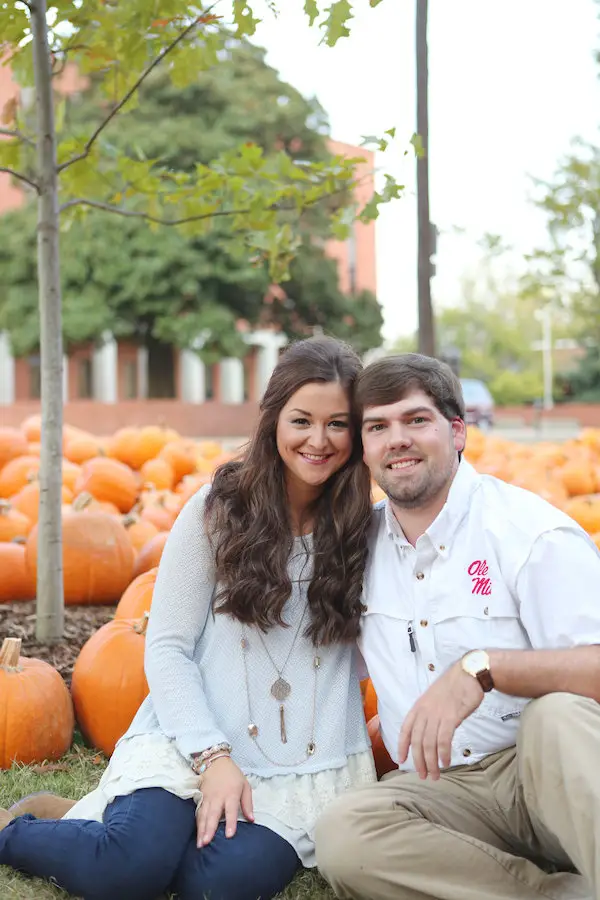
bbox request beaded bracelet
[191,743,232,776]
[194,751,231,780]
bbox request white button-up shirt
[359,460,600,771]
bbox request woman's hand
[195,756,254,847]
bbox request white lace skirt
[63,732,376,867]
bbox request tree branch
[0,167,39,192]
[59,198,258,222]
[57,6,219,174]
[0,127,35,148]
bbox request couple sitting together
[1,336,599,900]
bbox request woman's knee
[173,822,300,900]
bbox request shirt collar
[382,460,481,554]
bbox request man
[316,353,600,900]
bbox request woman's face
[276,381,353,495]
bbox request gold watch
[461,649,494,692]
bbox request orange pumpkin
[197,440,223,460]
[26,509,135,605]
[175,474,211,504]
[139,492,180,531]
[71,614,150,756]
[159,441,197,484]
[116,567,157,619]
[11,481,73,525]
[0,500,32,541]
[64,435,105,466]
[61,459,82,493]
[0,427,29,471]
[0,637,75,768]
[19,414,43,444]
[133,531,168,578]
[592,532,600,551]
[560,461,597,497]
[367,714,397,779]
[563,495,600,535]
[122,513,159,552]
[74,457,138,514]
[363,678,378,722]
[0,541,36,602]
[109,427,143,469]
[71,492,121,517]
[0,455,40,498]
[139,457,175,491]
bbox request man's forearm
[487,646,600,702]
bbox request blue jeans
[0,787,301,900]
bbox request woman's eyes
[290,418,348,428]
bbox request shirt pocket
[431,589,530,667]
[431,590,530,721]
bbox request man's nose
[385,423,412,449]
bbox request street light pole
[541,305,553,411]
[416,0,435,357]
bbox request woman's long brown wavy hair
[204,336,372,646]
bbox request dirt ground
[0,601,115,685]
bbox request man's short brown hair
[356,353,465,421]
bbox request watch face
[464,649,489,675]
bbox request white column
[137,346,148,400]
[0,331,15,405]
[180,349,206,403]
[220,357,245,404]
[92,331,118,403]
[251,330,288,397]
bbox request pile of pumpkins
[1,418,600,772]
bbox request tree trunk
[31,0,64,641]
[416,0,435,357]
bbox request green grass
[0,745,335,900]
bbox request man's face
[361,389,466,510]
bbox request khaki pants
[316,693,600,900]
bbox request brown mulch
[0,601,115,685]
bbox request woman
[0,336,376,900]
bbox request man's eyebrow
[362,406,434,424]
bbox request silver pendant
[307,742,316,756]
[271,677,291,702]
[248,723,258,737]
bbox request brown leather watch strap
[476,668,494,692]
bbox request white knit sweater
[122,485,371,774]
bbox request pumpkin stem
[0,637,23,670]
[72,492,94,512]
[133,612,150,635]
[0,500,11,516]
[122,513,139,528]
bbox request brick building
[0,65,376,436]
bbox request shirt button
[483,607,489,616]
[439,545,446,551]
[420,619,428,628]
[428,663,435,672]
[463,748,471,758]
[416,572,425,580]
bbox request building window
[124,360,138,400]
[77,357,93,399]
[28,355,41,399]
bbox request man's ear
[451,417,466,453]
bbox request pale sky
[250,1,600,341]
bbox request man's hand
[195,756,254,847]
[398,661,485,780]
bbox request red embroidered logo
[467,559,492,596]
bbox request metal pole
[542,306,553,410]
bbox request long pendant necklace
[240,595,320,765]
